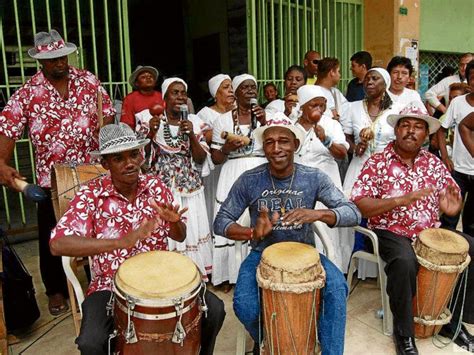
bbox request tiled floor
[7,240,470,354]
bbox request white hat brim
[254,125,306,153]
[387,113,440,135]
[90,139,150,157]
[28,43,77,59]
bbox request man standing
[437,60,474,237]
[425,53,473,114]
[0,29,115,315]
[303,50,321,85]
[214,121,361,355]
[50,123,225,354]
[351,104,474,354]
[346,51,372,102]
[120,65,164,130]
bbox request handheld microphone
[179,104,189,121]
[250,98,258,130]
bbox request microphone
[180,104,189,121]
[250,98,258,130]
[14,178,48,202]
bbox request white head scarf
[208,74,231,98]
[232,74,257,91]
[161,77,188,98]
[367,67,391,91]
[297,85,329,107]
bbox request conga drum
[51,163,107,220]
[113,250,203,354]
[413,228,470,338]
[257,242,326,354]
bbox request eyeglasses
[312,59,320,65]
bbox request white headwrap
[208,74,231,98]
[232,74,257,91]
[297,85,330,107]
[161,77,188,98]
[368,67,391,91]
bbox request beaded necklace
[232,108,252,137]
[163,114,185,148]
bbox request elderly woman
[265,65,307,121]
[294,85,349,270]
[149,77,213,280]
[197,74,235,231]
[211,74,266,288]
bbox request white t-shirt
[442,94,474,175]
[388,88,423,109]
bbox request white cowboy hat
[28,29,77,59]
[387,102,441,135]
[90,123,150,157]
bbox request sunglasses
[312,59,320,65]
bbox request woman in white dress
[150,78,213,280]
[294,85,350,270]
[342,68,404,275]
[211,74,267,287]
[197,74,235,231]
[386,56,423,107]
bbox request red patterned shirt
[0,67,115,188]
[350,142,459,240]
[51,174,174,295]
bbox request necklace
[269,167,296,214]
[163,115,185,148]
[232,109,252,138]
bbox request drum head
[416,228,469,266]
[262,241,320,271]
[115,251,201,301]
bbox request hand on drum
[439,184,462,217]
[121,218,159,249]
[152,201,188,223]
[281,208,319,227]
[254,206,279,240]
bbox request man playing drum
[214,120,361,355]
[351,102,474,354]
[50,123,225,355]
[0,29,115,315]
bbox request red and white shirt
[350,142,459,240]
[51,174,174,295]
[0,67,115,188]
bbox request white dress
[151,114,213,280]
[295,115,351,271]
[211,110,267,285]
[341,100,403,275]
[197,106,224,231]
[265,99,300,122]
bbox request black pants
[76,290,226,355]
[440,170,474,238]
[375,228,474,337]
[38,190,68,297]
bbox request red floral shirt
[51,174,174,295]
[0,67,114,188]
[350,142,459,240]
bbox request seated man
[351,103,474,354]
[50,123,225,355]
[214,121,361,355]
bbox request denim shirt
[214,163,361,252]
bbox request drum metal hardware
[108,329,118,355]
[200,281,208,317]
[171,298,186,345]
[125,297,138,344]
[106,291,115,317]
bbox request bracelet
[322,136,333,148]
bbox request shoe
[48,293,69,316]
[439,324,474,352]
[394,333,418,355]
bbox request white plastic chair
[235,221,336,354]
[346,226,393,336]
[62,256,92,335]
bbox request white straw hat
[90,123,150,157]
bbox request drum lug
[106,291,115,317]
[125,297,138,344]
[172,298,187,346]
[108,329,118,354]
[200,281,208,317]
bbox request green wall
[420,0,474,53]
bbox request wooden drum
[413,228,470,338]
[113,251,203,354]
[51,163,107,220]
[257,242,326,354]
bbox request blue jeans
[234,250,348,355]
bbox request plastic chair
[235,221,336,354]
[346,226,393,336]
[62,256,91,336]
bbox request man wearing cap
[351,103,474,354]
[50,123,225,355]
[214,120,361,355]
[120,65,164,131]
[0,29,115,315]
